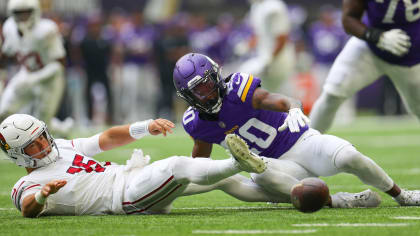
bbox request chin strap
[31,146,59,168]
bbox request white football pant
[310,37,420,133]
[251,129,394,198]
[122,156,242,214]
[184,129,395,203]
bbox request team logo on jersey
[218,121,226,129]
[0,133,10,152]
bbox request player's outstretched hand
[377,29,411,57]
[278,108,310,133]
[148,118,175,136]
[42,180,67,197]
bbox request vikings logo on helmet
[173,53,227,114]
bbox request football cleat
[394,190,420,206]
[225,134,267,174]
[331,189,381,208]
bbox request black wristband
[363,27,384,44]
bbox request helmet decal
[0,133,10,152]
[173,53,227,114]
[0,114,59,168]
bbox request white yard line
[192,229,317,234]
[293,223,410,227]
[393,216,420,220]
[174,206,293,210]
[0,191,11,196]
[388,206,420,209]
[347,135,420,148]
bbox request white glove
[377,29,411,56]
[124,149,151,172]
[278,108,310,133]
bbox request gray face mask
[12,8,37,34]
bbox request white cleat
[394,190,420,206]
[331,189,381,208]
[225,134,267,174]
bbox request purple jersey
[121,25,156,64]
[182,73,308,158]
[309,22,348,64]
[365,0,420,66]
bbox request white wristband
[34,191,47,205]
[129,119,153,139]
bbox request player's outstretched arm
[99,119,175,151]
[252,87,301,112]
[252,87,309,133]
[21,180,67,218]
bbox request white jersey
[239,0,295,93]
[10,139,126,216]
[249,0,290,60]
[2,17,65,72]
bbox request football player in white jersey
[0,0,66,126]
[1,114,266,217]
[310,0,420,133]
[239,0,295,93]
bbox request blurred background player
[310,0,420,133]
[0,0,70,133]
[308,5,348,91]
[238,0,295,94]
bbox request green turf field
[1,117,419,236]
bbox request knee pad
[323,92,347,107]
[334,145,367,171]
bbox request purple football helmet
[173,53,226,114]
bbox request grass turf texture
[0,117,419,236]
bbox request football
[291,177,330,213]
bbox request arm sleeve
[268,12,290,36]
[11,180,42,211]
[266,2,290,36]
[72,133,103,157]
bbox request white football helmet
[7,0,41,33]
[0,114,59,168]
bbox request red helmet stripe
[31,126,39,135]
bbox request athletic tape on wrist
[363,27,384,44]
[129,119,153,139]
[34,191,47,205]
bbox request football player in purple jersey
[174,53,420,207]
[310,0,420,133]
